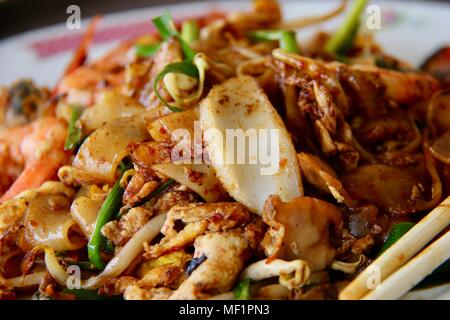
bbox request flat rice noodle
[70,190,104,239]
[341,164,429,215]
[355,110,420,151]
[73,115,150,184]
[430,130,450,164]
[80,91,146,133]
[152,163,228,202]
[22,194,86,252]
[148,109,199,142]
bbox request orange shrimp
[0,117,70,202]
[56,44,128,106]
[53,15,126,107]
[61,16,101,78]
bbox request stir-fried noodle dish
[0,0,449,300]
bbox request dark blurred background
[0,0,209,39]
[1,0,450,39]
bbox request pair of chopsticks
[339,196,450,300]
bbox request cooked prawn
[348,63,440,105]
[273,49,440,106]
[0,117,70,202]
[57,66,124,106]
[56,28,130,106]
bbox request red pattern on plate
[29,11,226,59]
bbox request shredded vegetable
[325,0,368,56]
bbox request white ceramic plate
[0,0,448,299]
[1,0,450,87]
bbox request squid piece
[261,195,343,271]
[161,202,252,236]
[239,258,311,290]
[169,231,250,299]
[200,76,303,215]
[144,202,251,259]
[144,220,208,260]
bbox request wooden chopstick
[339,196,450,300]
[435,287,450,300]
[362,230,450,300]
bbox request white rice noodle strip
[5,271,47,288]
[44,247,69,286]
[83,213,166,289]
